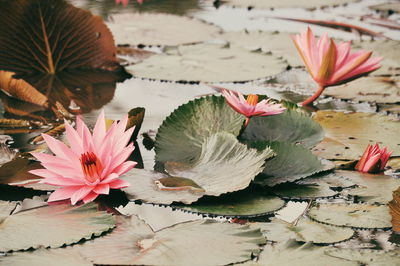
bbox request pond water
[0,0,399,264]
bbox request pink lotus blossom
[115,0,144,6]
[355,143,392,173]
[29,111,136,205]
[292,27,382,105]
[221,88,286,127]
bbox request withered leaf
[389,187,400,233]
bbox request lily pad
[369,3,400,14]
[0,157,42,185]
[122,169,205,205]
[78,217,265,266]
[218,0,358,9]
[0,249,92,266]
[107,13,221,46]
[312,111,400,160]
[273,172,355,200]
[127,42,288,83]
[165,132,273,196]
[240,109,324,148]
[338,170,400,204]
[155,95,244,163]
[308,203,392,229]
[257,217,354,244]
[249,141,329,186]
[0,203,115,252]
[325,248,400,265]
[0,201,17,219]
[324,76,400,103]
[244,240,356,266]
[173,186,286,217]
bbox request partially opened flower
[30,111,137,205]
[355,143,392,173]
[221,88,286,126]
[292,27,382,105]
[115,0,144,5]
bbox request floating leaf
[127,42,287,82]
[155,95,244,163]
[244,240,356,266]
[0,157,42,185]
[0,201,17,220]
[389,187,400,233]
[0,249,92,266]
[240,109,324,148]
[249,141,329,186]
[257,217,354,244]
[308,203,392,229]
[0,203,115,252]
[338,170,400,204]
[164,132,273,196]
[79,217,265,266]
[369,3,400,14]
[217,0,358,9]
[127,107,145,140]
[324,76,400,103]
[122,169,205,204]
[312,111,400,160]
[273,172,355,200]
[0,0,120,74]
[107,13,220,46]
[173,186,285,217]
[325,248,400,265]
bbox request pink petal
[92,110,106,150]
[101,173,120,183]
[48,186,82,202]
[112,126,135,156]
[329,50,372,84]
[111,160,137,176]
[108,178,130,189]
[41,134,78,163]
[65,120,83,155]
[70,186,94,205]
[82,192,99,203]
[42,176,85,186]
[93,183,110,195]
[112,144,135,167]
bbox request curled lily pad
[122,169,205,205]
[244,240,356,266]
[338,170,400,204]
[240,109,324,148]
[248,141,329,186]
[325,248,400,265]
[165,132,273,197]
[155,95,244,163]
[78,217,265,266]
[256,217,354,244]
[127,42,288,83]
[312,111,400,160]
[308,203,392,229]
[0,203,115,252]
[173,186,286,218]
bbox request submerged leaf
[0,203,115,252]
[308,203,392,229]
[0,0,120,74]
[0,157,42,185]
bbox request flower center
[246,94,258,106]
[80,152,103,183]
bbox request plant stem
[244,117,251,127]
[301,85,325,106]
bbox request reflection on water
[69,0,203,18]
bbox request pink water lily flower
[29,111,136,205]
[221,88,286,127]
[115,0,143,5]
[292,27,382,105]
[355,143,392,173]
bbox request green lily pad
[0,249,92,266]
[78,217,265,266]
[0,203,115,252]
[312,111,400,160]
[127,42,288,83]
[240,109,324,148]
[165,132,273,196]
[308,203,392,229]
[249,141,329,186]
[325,248,400,265]
[155,95,244,163]
[122,169,205,205]
[107,13,221,46]
[338,170,400,204]
[273,172,355,200]
[324,76,400,103]
[243,240,357,266]
[217,0,358,9]
[173,186,286,217]
[257,217,354,244]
